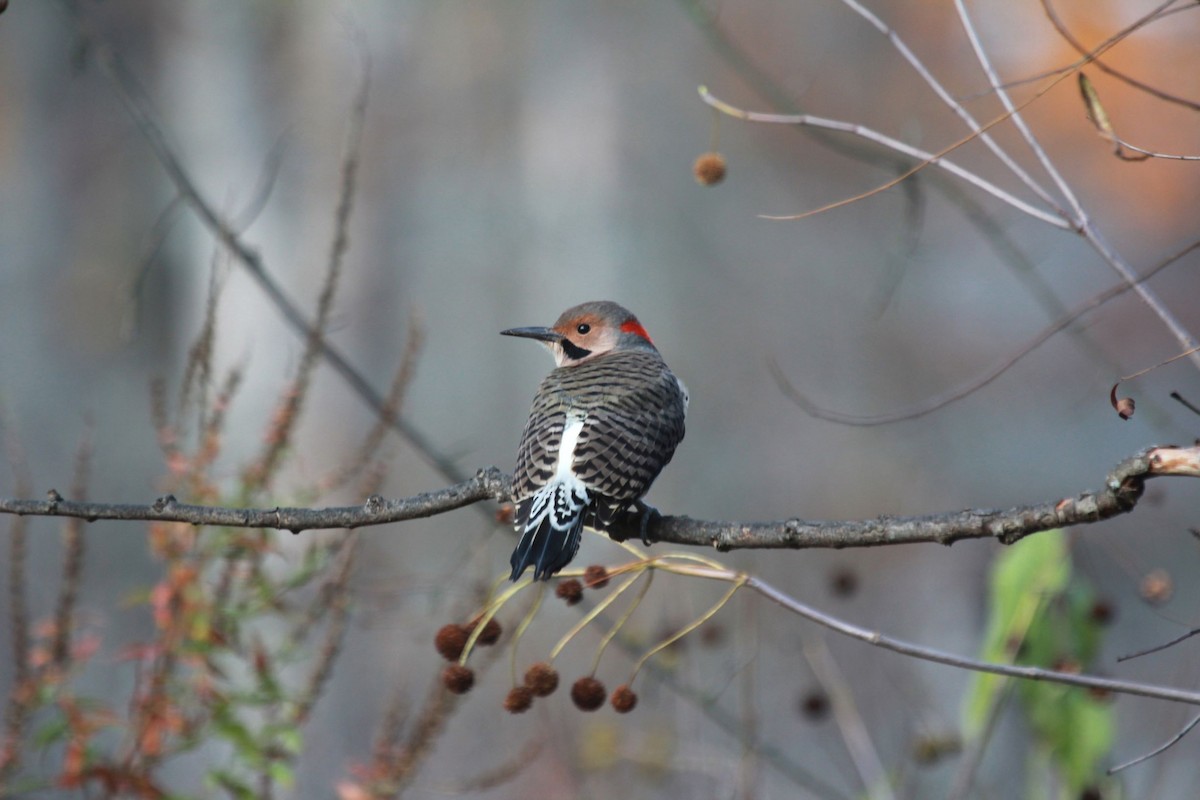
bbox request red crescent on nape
[620,319,654,344]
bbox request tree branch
[1,447,1196,551]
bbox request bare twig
[715,2,1154,227]
[244,50,371,492]
[1041,0,1200,113]
[952,0,1200,372]
[1170,391,1200,417]
[51,433,93,668]
[1119,346,1200,383]
[829,0,1065,215]
[946,681,1014,800]
[710,0,1200,372]
[1108,712,1200,774]
[180,246,227,430]
[324,314,425,492]
[635,554,1200,710]
[440,739,543,794]
[291,531,359,724]
[697,88,1069,229]
[802,636,894,800]
[124,195,185,343]
[769,237,1200,425]
[0,467,510,533]
[0,433,33,787]
[741,571,1200,707]
[2,446,1198,552]
[1118,628,1200,663]
[64,8,466,487]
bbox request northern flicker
[502,301,688,581]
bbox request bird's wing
[571,353,687,503]
[511,377,567,504]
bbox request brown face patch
[550,313,620,363]
[553,313,603,340]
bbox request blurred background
[2,1,1199,797]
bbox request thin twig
[954,0,1198,374]
[244,49,371,492]
[124,194,184,343]
[51,432,93,669]
[0,432,33,787]
[580,587,849,798]
[64,7,467,487]
[1170,391,1200,417]
[698,88,1069,229]
[1041,0,1200,113]
[1108,712,1200,774]
[946,680,1014,800]
[802,636,894,800]
[830,0,1064,215]
[1118,628,1200,663]
[178,243,228,437]
[743,572,1200,707]
[324,314,425,492]
[769,237,1200,425]
[291,531,359,724]
[1119,346,1200,382]
[439,739,543,794]
[648,557,1200,707]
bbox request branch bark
[0,446,1196,551]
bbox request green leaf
[212,705,261,762]
[964,529,1115,794]
[273,725,303,756]
[963,530,1069,734]
[208,769,258,800]
[268,760,295,788]
[32,716,71,748]
[1023,685,1113,794]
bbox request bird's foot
[633,501,660,547]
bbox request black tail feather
[510,500,585,581]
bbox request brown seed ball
[829,566,859,598]
[571,676,606,711]
[693,152,727,186]
[434,624,469,661]
[504,686,534,713]
[556,578,584,606]
[1140,569,1172,606]
[798,689,830,721]
[524,662,560,697]
[442,664,475,694]
[911,735,961,766]
[471,616,502,646]
[495,504,515,525]
[699,622,726,648]
[583,565,610,590]
[1052,657,1082,675]
[1089,599,1115,626]
[611,684,638,713]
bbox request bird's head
[501,300,657,367]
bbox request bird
[502,301,688,581]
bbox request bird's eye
[576,323,591,335]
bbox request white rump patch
[556,415,586,479]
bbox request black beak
[500,326,563,344]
